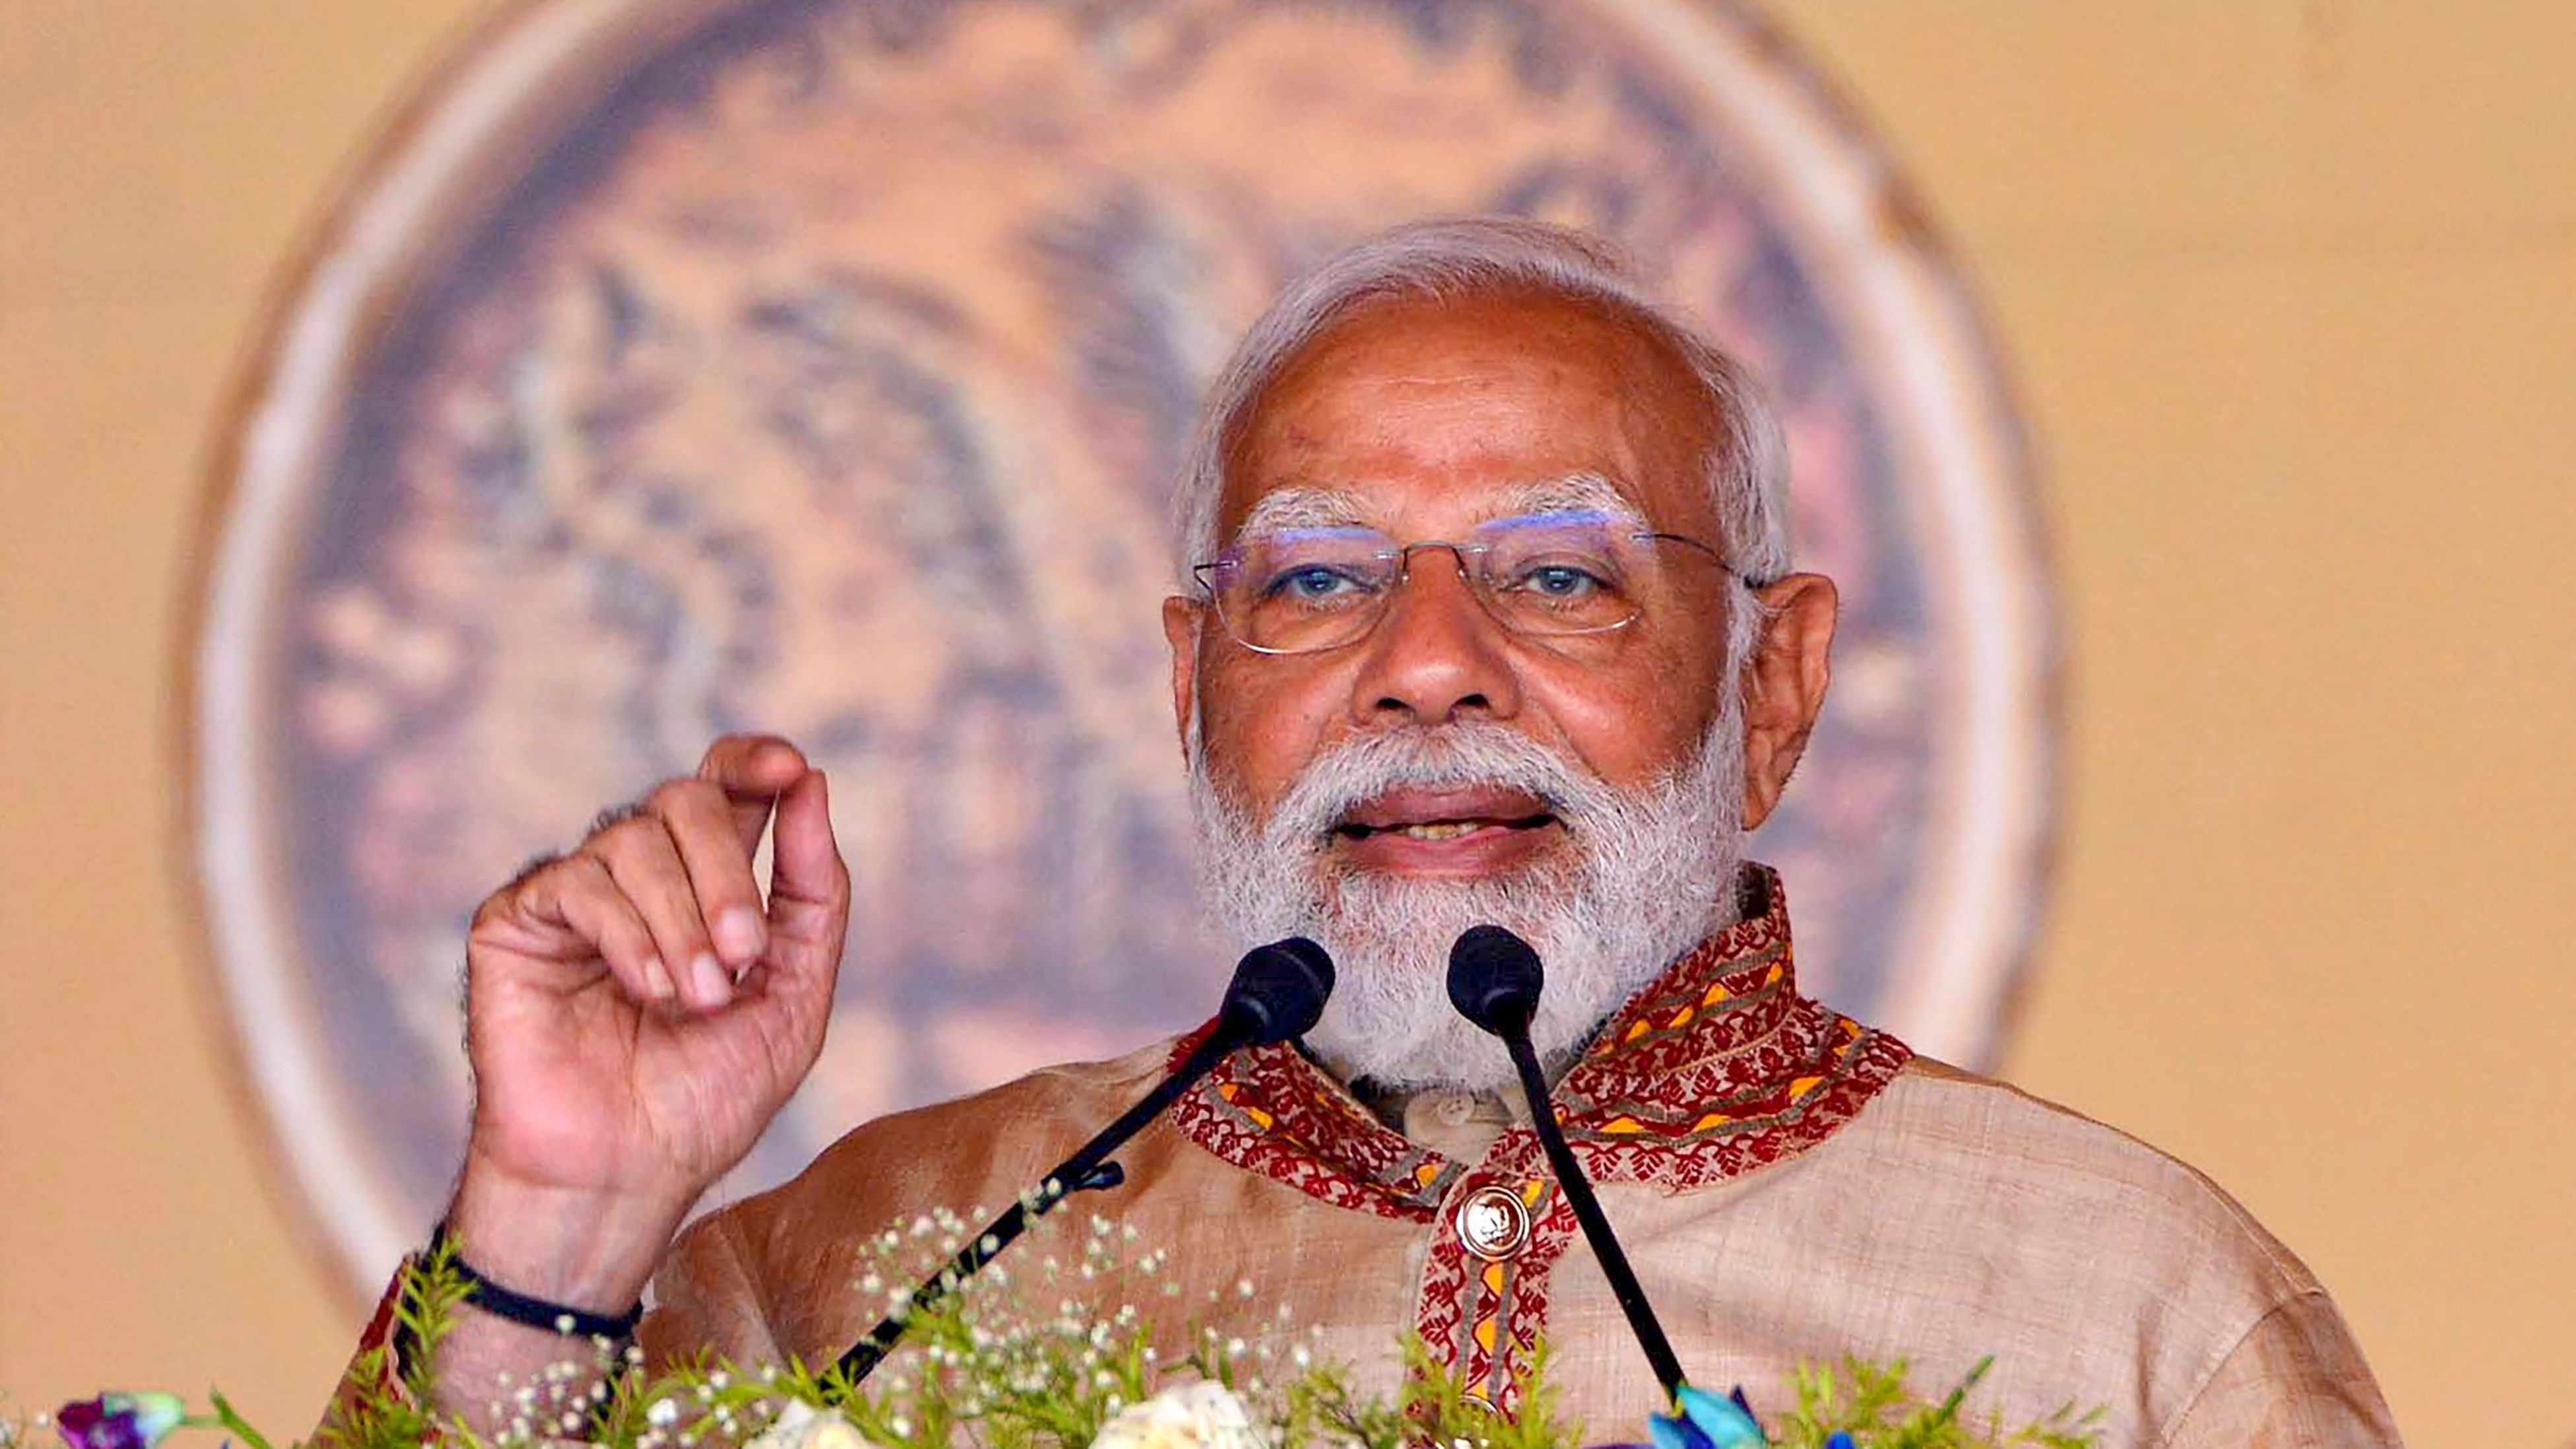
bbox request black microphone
[1448,925,1689,1403]
[837,937,1334,1382]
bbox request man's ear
[1738,573,1838,832]
[1163,595,1205,762]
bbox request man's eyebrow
[1225,473,1649,547]
[1233,487,1373,541]
[1491,472,1650,527]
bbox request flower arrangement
[10,1209,2100,1449]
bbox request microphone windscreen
[1448,925,1543,1037]
[1222,937,1334,1044]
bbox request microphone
[837,937,1334,1382]
[1448,926,1689,1403]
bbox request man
[337,220,2399,1445]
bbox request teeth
[1395,821,1482,840]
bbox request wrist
[446,1157,697,1313]
[426,1221,648,1343]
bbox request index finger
[696,733,813,852]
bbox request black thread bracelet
[424,1220,646,1342]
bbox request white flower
[743,1400,875,1449]
[1090,1380,1266,1449]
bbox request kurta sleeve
[2157,1292,2403,1448]
[638,1206,784,1372]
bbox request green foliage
[19,1211,2103,1449]
[1766,1357,2101,1449]
[308,1232,492,1449]
[208,1389,281,1449]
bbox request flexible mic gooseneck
[1448,925,1689,1404]
[836,937,1333,1383]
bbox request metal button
[1454,1184,1531,1259]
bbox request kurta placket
[1168,867,1915,1412]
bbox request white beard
[1188,715,1749,1093]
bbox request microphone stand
[1497,1019,1688,1405]
[834,1023,1248,1383]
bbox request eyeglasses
[1191,508,1737,656]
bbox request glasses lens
[1470,510,1654,636]
[1211,527,1396,652]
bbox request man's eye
[1265,565,1370,601]
[1510,563,1610,598]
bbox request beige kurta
[641,870,2400,1448]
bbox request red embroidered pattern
[1169,1027,1456,1223]
[1417,1176,1579,1402]
[1171,866,1915,1411]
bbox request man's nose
[1346,549,1523,727]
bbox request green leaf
[206,1390,278,1449]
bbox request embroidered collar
[1168,864,1913,1219]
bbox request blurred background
[3,1,2571,1444]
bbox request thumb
[767,768,847,926]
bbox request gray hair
[1169,217,1794,592]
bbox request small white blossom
[1091,1380,1266,1449]
[742,1400,877,1449]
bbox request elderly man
[335,220,2398,1446]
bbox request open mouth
[1334,812,1557,842]
[1326,785,1566,872]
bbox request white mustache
[1260,722,1627,849]
[1188,710,1749,1092]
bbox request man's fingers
[768,768,847,916]
[586,817,731,1011]
[757,768,848,1032]
[492,739,825,1017]
[696,734,811,854]
[648,778,768,970]
[510,855,674,1005]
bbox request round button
[1454,1184,1532,1259]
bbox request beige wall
[3,1,2569,1442]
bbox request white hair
[1169,217,1796,593]
[1190,714,1747,1091]
[1174,220,1790,1089]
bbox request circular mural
[191,0,2053,1300]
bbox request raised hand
[444,734,850,1311]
